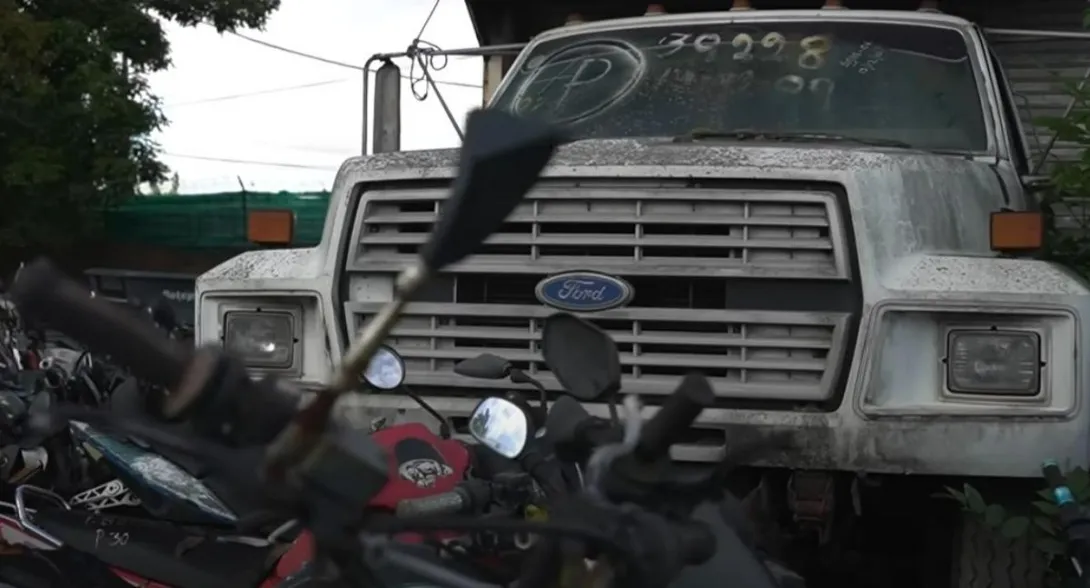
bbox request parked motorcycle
[0,344,531,588]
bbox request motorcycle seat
[33,508,280,588]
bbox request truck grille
[343,179,858,408]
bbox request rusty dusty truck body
[195,2,1090,584]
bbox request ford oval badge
[534,271,633,312]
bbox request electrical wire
[163,152,338,170]
[166,78,350,107]
[230,31,361,69]
[226,30,481,89]
[406,0,455,102]
[414,0,442,41]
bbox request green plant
[945,467,1090,580]
[1036,9,1090,277]
[1037,79,1090,278]
[0,0,279,257]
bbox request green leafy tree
[0,0,279,257]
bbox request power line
[414,0,442,40]
[166,78,350,107]
[226,30,482,89]
[163,152,338,170]
[230,31,362,70]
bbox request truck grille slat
[354,256,838,276]
[387,325,832,350]
[359,233,834,251]
[366,211,831,227]
[344,179,857,408]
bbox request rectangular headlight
[223,311,294,368]
[946,329,1041,395]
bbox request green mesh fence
[104,191,330,248]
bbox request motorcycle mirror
[541,313,620,401]
[468,396,533,459]
[419,110,564,272]
[454,353,512,380]
[361,345,406,391]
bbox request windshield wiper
[674,129,915,149]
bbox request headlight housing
[223,311,295,368]
[945,329,1041,395]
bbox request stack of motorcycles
[1,110,1085,588]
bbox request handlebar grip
[395,489,468,518]
[636,372,714,462]
[9,259,190,390]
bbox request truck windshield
[490,21,987,152]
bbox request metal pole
[361,54,383,156]
[368,43,525,62]
[360,42,523,155]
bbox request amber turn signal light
[990,210,1044,253]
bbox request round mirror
[362,345,406,390]
[468,396,530,459]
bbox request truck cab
[196,1,1090,584]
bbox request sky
[148,0,483,194]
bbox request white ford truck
[196,7,1090,586]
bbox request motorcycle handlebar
[9,259,190,391]
[396,489,469,518]
[635,372,715,462]
[395,479,496,518]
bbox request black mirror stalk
[400,385,452,439]
[509,368,548,410]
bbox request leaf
[964,484,987,514]
[1068,467,1090,501]
[985,504,1007,528]
[1034,515,1058,536]
[1034,500,1062,516]
[1034,537,1068,556]
[1000,516,1031,539]
[940,485,967,504]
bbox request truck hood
[203,138,1012,289]
[337,137,996,179]
[332,137,1010,271]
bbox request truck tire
[951,516,1048,588]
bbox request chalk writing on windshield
[651,31,837,108]
[492,21,984,150]
[840,41,885,75]
[511,39,646,124]
[656,32,831,70]
[652,31,835,106]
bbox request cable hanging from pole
[225,29,481,89]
